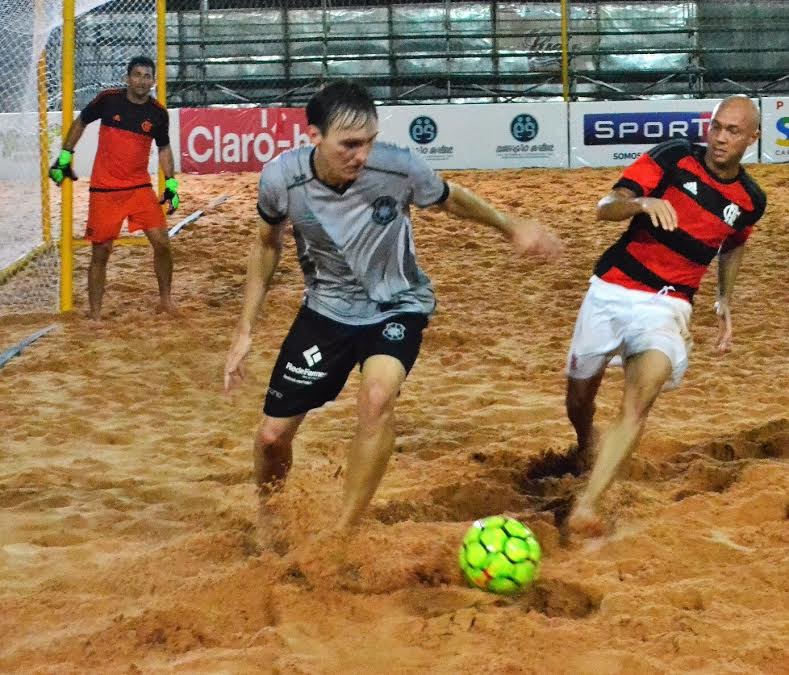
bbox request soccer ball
[458,515,542,595]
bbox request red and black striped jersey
[79,89,170,191]
[594,139,766,303]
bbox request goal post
[0,0,166,317]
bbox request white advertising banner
[760,97,789,163]
[569,99,760,169]
[377,103,568,169]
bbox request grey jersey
[257,142,448,325]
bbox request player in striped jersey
[566,96,766,536]
[224,80,562,537]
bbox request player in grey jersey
[224,80,562,536]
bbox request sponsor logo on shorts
[371,196,398,226]
[722,203,741,227]
[267,387,284,399]
[382,322,406,341]
[284,361,327,386]
[303,345,322,366]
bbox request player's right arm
[596,187,678,231]
[224,158,288,393]
[224,222,283,393]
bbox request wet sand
[1,166,787,673]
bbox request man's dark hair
[306,80,377,135]
[127,56,155,76]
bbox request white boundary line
[168,194,230,238]
[0,324,58,370]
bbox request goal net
[0,0,157,316]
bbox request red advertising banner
[179,107,309,174]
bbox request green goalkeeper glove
[159,177,180,214]
[49,149,77,185]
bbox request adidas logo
[683,181,697,195]
[303,345,322,367]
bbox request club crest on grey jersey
[371,196,398,225]
[257,142,449,325]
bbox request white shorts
[566,276,693,390]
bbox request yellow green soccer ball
[458,515,542,595]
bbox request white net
[0,0,156,317]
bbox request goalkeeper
[50,56,180,320]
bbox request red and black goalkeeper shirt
[79,89,170,192]
[594,139,766,303]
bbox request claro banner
[179,107,309,173]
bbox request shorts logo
[267,387,284,399]
[371,196,398,226]
[112,114,121,122]
[303,345,322,366]
[382,322,406,341]
[141,119,153,133]
[722,203,741,227]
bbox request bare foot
[155,300,180,317]
[567,503,606,539]
[85,311,102,324]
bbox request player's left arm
[157,145,180,214]
[714,241,747,354]
[439,181,563,259]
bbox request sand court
[1,166,787,673]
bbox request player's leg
[84,192,123,320]
[253,413,305,494]
[568,348,672,535]
[337,314,428,530]
[565,280,622,469]
[338,354,407,531]
[566,368,605,470]
[128,188,173,313]
[143,226,175,314]
[88,241,113,320]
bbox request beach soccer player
[224,79,562,535]
[49,56,180,320]
[564,95,766,536]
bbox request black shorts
[263,307,428,418]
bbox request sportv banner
[569,99,760,169]
[760,97,789,163]
[377,103,568,169]
[179,107,309,174]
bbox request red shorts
[85,187,165,243]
